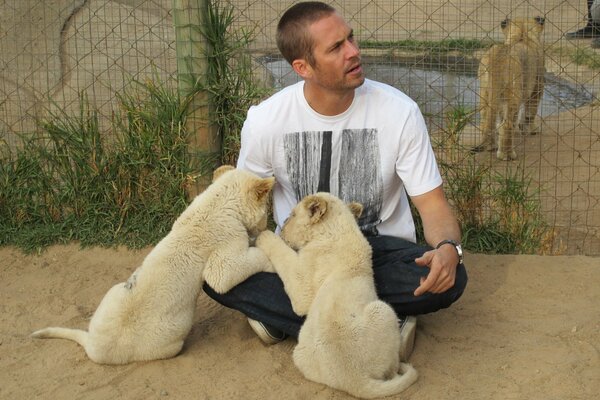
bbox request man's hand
[413,244,459,296]
[410,186,462,296]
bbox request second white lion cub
[257,192,417,399]
[32,166,274,364]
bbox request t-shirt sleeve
[396,102,443,196]
[236,107,273,178]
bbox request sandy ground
[1,244,599,400]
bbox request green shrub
[0,79,195,252]
[197,0,269,165]
[422,106,554,254]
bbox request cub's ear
[212,165,235,182]
[500,18,510,29]
[303,195,328,224]
[252,177,275,201]
[347,202,363,220]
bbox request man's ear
[212,165,235,182]
[347,202,363,220]
[252,177,275,201]
[303,195,327,224]
[292,59,313,80]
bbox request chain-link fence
[1,1,178,141]
[1,0,599,255]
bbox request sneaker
[592,37,600,49]
[247,318,288,345]
[398,316,417,362]
[565,25,600,39]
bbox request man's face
[305,12,364,92]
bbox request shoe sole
[247,318,286,345]
[398,316,417,362]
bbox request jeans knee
[452,263,468,300]
[457,263,468,288]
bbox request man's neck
[303,84,356,116]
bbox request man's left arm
[410,185,462,296]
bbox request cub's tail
[355,362,418,399]
[31,327,89,349]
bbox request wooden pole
[172,0,219,198]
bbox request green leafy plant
[0,78,195,252]
[197,0,269,165]
[549,45,600,71]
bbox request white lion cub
[32,166,275,364]
[256,192,418,399]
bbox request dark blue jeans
[203,235,468,338]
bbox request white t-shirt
[237,79,442,242]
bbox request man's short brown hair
[276,1,336,66]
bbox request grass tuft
[0,78,195,252]
[359,38,494,54]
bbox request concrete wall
[0,0,176,145]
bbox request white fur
[31,166,275,364]
[257,192,418,399]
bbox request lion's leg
[497,102,518,160]
[520,75,544,135]
[204,238,274,294]
[255,231,313,316]
[476,80,497,152]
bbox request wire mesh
[1,0,599,255]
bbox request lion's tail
[354,362,418,399]
[31,327,89,349]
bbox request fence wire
[1,0,599,255]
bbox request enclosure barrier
[1,0,598,255]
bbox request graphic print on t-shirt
[283,129,383,231]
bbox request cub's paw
[497,149,517,161]
[470,135,496,153]
[520,122,540,136]
[519,117,540,136]
[255,230,278,250]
